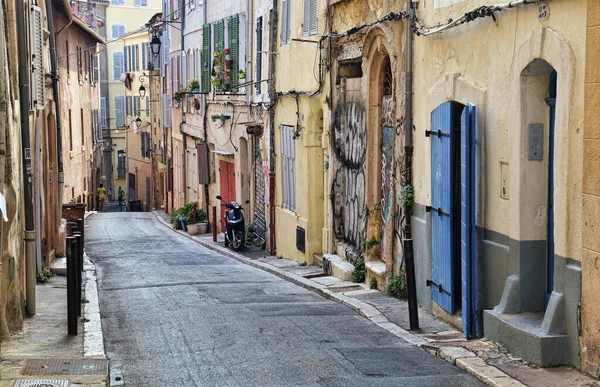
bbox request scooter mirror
[216,195,222,200]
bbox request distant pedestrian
[97,184,106,212]
[118,186,125,212]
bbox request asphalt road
[86,212,483,387]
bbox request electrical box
[296,226,306,253]
[528,123,543,161]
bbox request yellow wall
[581,0,600,377]
[274,0,329,262]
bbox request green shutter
[216,20,225,91]
[229,14,239,90]
[202,23,211,93]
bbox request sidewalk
[0,221,107,387]
[152,210,597,387]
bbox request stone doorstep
[151,211,531,387]
[50,257,67,276]
[322,254,354,281]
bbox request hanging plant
[211,78,222,86]
[188,77,200,90]
[238,69,246,80]
[173,91,184,103]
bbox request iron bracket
[426,279,451,296]
[425,205,449,217]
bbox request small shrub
[399,185,415,208]
[362,238,379,251]
[386,271,408,299]
[351,256,366,283]
[369,277,377,289]
[37,264,54,284]
[170,202,206,228]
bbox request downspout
[202,0,209,216]
[326,6,333,254]
[404,0,418,330]
[16,0,37,315]
[180,1,186,204]
[268,0,277,254]
[45,0,64,227]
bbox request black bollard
[73,232,82,317]
[77,218,84,250]
[67,236,77,335]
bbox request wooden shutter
[281,0,288,45]
[197,142,210,184]
[430,102,456,314]
[310,0,318,35]
[123,46,128,72]
[113,52,123,80]
[100,97,107,127]
[229,15,239,90]
[115,96,125,126]
[141,132,146,157]
[255,17,263,94]
[146,97,150,117]
[29,5,45,110]
[302,0,310,36]
[216,19,224,51]
[201,24,211,92]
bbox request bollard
[67,236,78,335]
[73,232,82,317]
[212,206,217,242]
[77,218,84,250]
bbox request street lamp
[150,34,161,60]
[138,84,146,99]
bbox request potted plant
[173,90,184,103]
[196,209,208,234]
[211,78,221,86]
[188,77,200,91]
[238,69,246,80]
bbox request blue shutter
[461,104,477,338]
[430,102,455,314]
[123,46,128,72]
[146,97,150,117]
[115,96,125,126]
[142,43,147,70]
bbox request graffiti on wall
[332,83,367,249]
[380,95,395,259]
[254,141,267,240]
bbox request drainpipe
[202,0,209,216]
[404,0,418,330]
[268,0,278,254]
[16,0,37,315]
[45,0,64,228]
[180,1,186,204]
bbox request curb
[83,253,106,359]
[151,211,524,387]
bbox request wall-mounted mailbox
[529,123,543,161]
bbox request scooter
[217,195,249,251]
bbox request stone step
[312,253,324,268]
[50,257,67,276]
[322,254,354,282]
[484,309,568,367]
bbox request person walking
[118,186,125,212]
[97,184,106,212]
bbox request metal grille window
[302,0,318,36]
[280,0,291,46]
[280,125,296,211]
[117,150,126,178]
[29,5,45,110]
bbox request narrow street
[86,212,483,387]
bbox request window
[115,96,125,126]
[68,109,73,151]
[280,0,291,45]
[111,24,125,39]
[280,125,296,211]
[77,46,83,82]
[134,45,139,71]
[113,52,124,80]
[111,0,125,5]
[134,0,147,6]
[201,24,211,93]
[80,109,85,146]
[134,96,140,115]
[100,97,107,128]
[117,150,126,179]
[141,132,151,158]
[255,16,263,94]
[146,97,150,117]
[303,0,318,36]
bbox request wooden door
[219,160,236,232]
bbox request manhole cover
[22,359,107,376]
[14,380,69,387]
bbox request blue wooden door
[545,97,556,308]
[430,102,455,314]
[461,104,477,338]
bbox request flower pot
[225,60,233,70]
[198,222,208,234]
[238,70,246,80]
[224,48,230,55]
[211,79,221,86]
[187,223,200,236]
[213,65,222,74]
